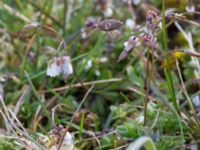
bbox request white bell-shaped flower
[61,56,73,76]
[47,58,61,77]
[47,56,73,79]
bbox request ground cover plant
[0,0,200,149]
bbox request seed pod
[97,19,123,31]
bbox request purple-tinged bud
[146,10,159,23]
[118,36,139,62]
[97,19,123,31]
[118,50,128,62]
[85,17,96,28]
[142,34,155,44]
[124,36,138,52]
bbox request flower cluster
[118,10,160,62]
[145,10,161,34]
[47,56,73,80]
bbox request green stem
[36,29,40,68]
[144,49,151,126]
[162,0,179,112]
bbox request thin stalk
[144,49,151,126]
[176,60,196,115]
[162,0,184,143]
[44,78,122,92]
[35,29,40,68]
[162,0,179,112]
[20,34,36,81]
[63,0,67,36]
[78,112,85,142]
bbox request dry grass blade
[127,87,159,102]
[2,3,30,23]
[0,95,45,149]
[13,86,30,116]
[176,60,196,115]
[44,78,122,92]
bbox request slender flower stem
[162,0,179,112]
[144,49,151,126]
[35,29,40,68]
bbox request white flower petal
[61,56,73,76]
[186,5,195,13]
[132,0,141,5]
[104,8,113,17]
[47,56,73,79]
[47,59,61,77]
[62,63,73,75]
[64,132,73,145]
[124,42,133,52]
[85,59,92,70]
[95,70,100,76]
[192,95,200,107]
[125,19,135,29]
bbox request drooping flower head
[61,56,73,80]
[47,56,73,80]
[47,57,61,77]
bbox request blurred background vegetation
[1,0,200,149]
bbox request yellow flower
[162,50,185,69]
[171,51,185,59]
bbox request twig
[176,60,196,115]
[44,78,122,92]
